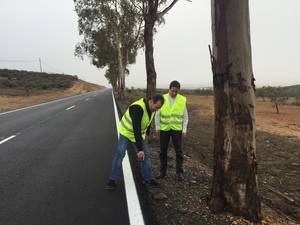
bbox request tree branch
[129,17,144,50]
[132,0,144,14]
[157,0,179,18]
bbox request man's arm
[182,105,189,134]
[154,110,160,131]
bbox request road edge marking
[111,91,145,225]
[0,135,16,145]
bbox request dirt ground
[0,80,103,113]
[119,94,300,225]
[187,96,300,139]
[145,95,299,225]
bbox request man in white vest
[155,81,188,181]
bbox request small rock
[265,139,270,143]
[153,193,167,200]
[184,154,191,159]
[190,180,197,184]
[178,207,188,214]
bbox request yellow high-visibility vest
[159,93,186,131]
[119,98,154,142]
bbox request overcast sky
[0,0,299,88]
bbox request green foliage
[180,88,214,96]
[0,69,77,95]
[155,88,214,96]
[256,85,300,99]
[279,85,300,97]
[104,63,118,87]
[255,85,300,113]
[294,96,300,106]
[74,0,143,86]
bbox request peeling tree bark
[117,45,125,100]
[115,31,126,99]
[144,4,157,98]
[209,0,262,222]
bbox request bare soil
[0,80,104,112]
[119,93,300,225]
[180,96,300,224]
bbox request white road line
[0,92,93,116]
[111,91,145,225]
[65,105,76,111]
[0,135,16,145]
[0,89,105,116]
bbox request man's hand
[137,151,145,161]
[182,132,187,138]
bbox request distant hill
[280,85,300,97]
[0,69,78,91]
[256,85,300,98]
[0,69,103,96]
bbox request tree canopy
[74,0,143,97]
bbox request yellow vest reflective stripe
[159,93,186,131]
[119,98,154,142]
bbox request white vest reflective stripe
[119,98,154,142]
[159,93,186,131]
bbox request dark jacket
[129,98,152,151]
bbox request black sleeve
[146,125,151,136]
[129,105,144,151]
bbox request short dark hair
[151,94,164,105]
[169,80,180,89]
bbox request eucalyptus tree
[137,0,190,97]
[209,0,261,222]
[74,0,143,98]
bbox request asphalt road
[0,89,130,225]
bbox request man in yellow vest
[155,81,189,181]
[106,94,164,190]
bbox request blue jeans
[110,134,152,182]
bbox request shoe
[156,174,166,179]
[177,173,184,182]
[143,179,160,187]
[105,179,117,190]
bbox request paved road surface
[0,89,131,225]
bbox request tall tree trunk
[275,102,279,114]
[209,0,261,222]
[116,75,121,98]
[117,59,125,100]
[144,16,157,98]
[116,32,125,99]
[112,82,117,94]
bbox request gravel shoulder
[119,92,300,225]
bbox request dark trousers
[159,130,183,175]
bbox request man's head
[148,94,164,112]
[169,80,181,98]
